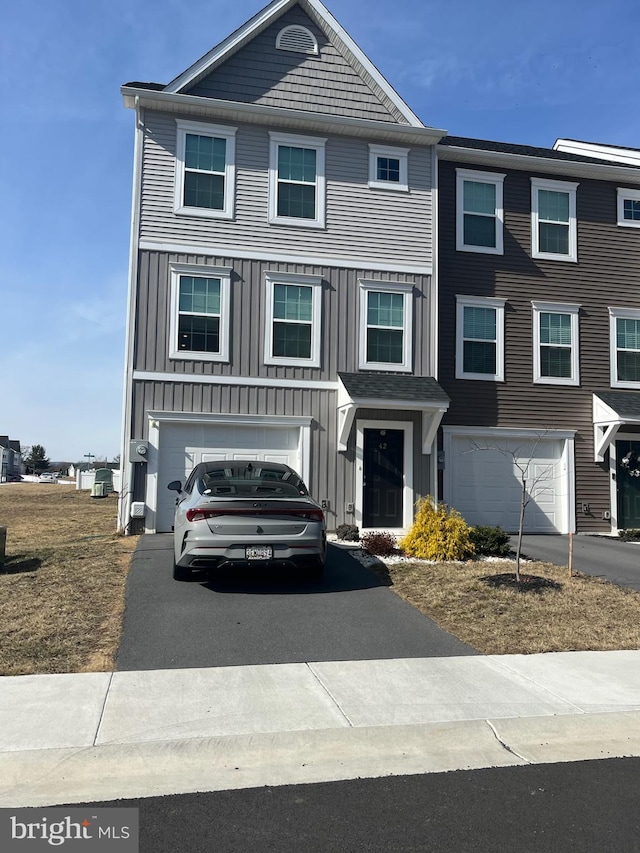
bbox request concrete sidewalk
[2,651,640,807]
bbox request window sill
[169,351,229,363]
[367,180,409,192]
[174,206,234,221]
[532,251,577,263]
[456,243,503,256]
[268,216,326,229]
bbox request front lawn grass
[0,485,138,676]
[366,557,640,655]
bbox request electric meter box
[129,440,149,462]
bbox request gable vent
[276,25,318,55]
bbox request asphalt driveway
[514,534,640,591]
[116,536,474,671]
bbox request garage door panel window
[169,265,231,362]
[265,273,323,367]
[610,307,640,387]
[456,296,505,381]
[532,301,580,386]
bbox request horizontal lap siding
[135,250,432,380]
[139,111,433,265]
[187,6,401,123]
[438,159,640,531]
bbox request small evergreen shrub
[469,525,511,557]
[361,530,397,557]
[336,523,360,542]
[400,498,475,561]
[619,528,640,542]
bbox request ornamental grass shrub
[400,498,475,561]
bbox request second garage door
[444,430,572,533]
[154,421,302,532]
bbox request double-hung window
[610,307,640,388]
[531,177,578,261]
[456,295,505,381]
[368,145,409,191]
[174,120,236,219]
[268,132,326,227]
[456,169,505,254]
[169,264,231,362]
[532,301,580,386]
[359,281,413,372]
[617,188,640,228]
[264,272,323,367]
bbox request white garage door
[154,422,301,532]
[446,434,568,533]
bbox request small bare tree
[463,431,556,581]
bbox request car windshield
[198,463,308,498]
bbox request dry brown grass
[0,485,138,676]
[369,558,640,655]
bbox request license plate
[246,546,273,560]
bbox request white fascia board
[165,0,293,93]
[442,425,576,440]
[121,88,446,146]
[133,370,339,391]
[147,410,313,428]
[437,145,640,185]
[554,139,640,167]
[138,239,433,276]
[341,395,449,412]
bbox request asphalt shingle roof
[338,372,450,405]
[440,136,640,170]
[595,390,640,419]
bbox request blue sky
[1,0,638,461]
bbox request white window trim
[455,295,505,382]
[168,263,232,362]
[358,280,413,372]
[268,131,326,228]
[455,168,505,255]
[609,306,640,389]
[617,187,640,228]
[532,301,580,386]
[264,271,323,368]
[368,144,409,192]
[531,177,578,262]
[174,120,237,220]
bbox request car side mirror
[167,480,182,492]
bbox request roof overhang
[337,374,449,453]
[121,87,446,145]
[593,392,640,461]
[437,144,640,185]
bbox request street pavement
[68,758,640,852]
[513,533,640,591]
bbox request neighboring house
[436,136,640,534]
[0,437,22,482]
[119,0,450,534]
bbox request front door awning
[337,372,450,453]
[593,390,640,461]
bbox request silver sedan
[168,461,326,580]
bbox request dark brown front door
[363,428,404,528]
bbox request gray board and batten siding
[132,375,432,531]
[186,5,404,124]
[138,109,433,266]
[438,158,640,532]
[135,251,432,380]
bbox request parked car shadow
[1,554,41,574]
[197,543,387,595]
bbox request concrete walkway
[2,651,640,807]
